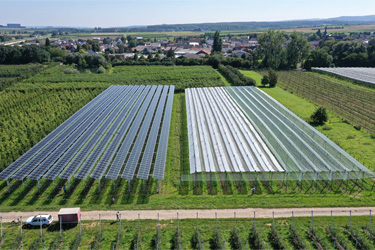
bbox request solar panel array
[312,67,375,85]
[0,85,175,182]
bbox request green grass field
[0,215,374,249]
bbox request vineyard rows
[1,216,375,249]
[267,71,375,133]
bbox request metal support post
[80,215,82,235]
[234,212,236,229]
[253,211,256,229]
[370,210,372,232]
[272,212,275,229]
[60,216,62,235]
[292,211,294,230]
[119,214,121,232]
[311,211,314,230]
[38,180,40,194]
[0,217,2,238]
[350,210,352,231]
[98,179,100,193]
[7,179,9,193]
[157,213,159,250]
[99,214,101,234]
[20,216,22,236]
[196,213,198,231]
[138,214,140,233]
[215,212,217,232]
[177,213,179,232]
[331,210,333,230]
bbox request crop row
[2,216,375,249]
[20,65,224,92]
[266,71,375,133]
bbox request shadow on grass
[75,177,95,205]
[26,179,52,206]
[9,180,35,206]
[58,178,81,206]
[43,178,67,206]
[0,180,22,205]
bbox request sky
[0,0,375,28]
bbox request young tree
[212,30,222,53]
[287,31,310,69]
[261,75,269,86]
[45,37,51,47]
[167,48,175,58]
[258,30,287,69]
[310,107,328,125]
[268,70,278,87]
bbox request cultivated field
[0,215,374,249]
[16,65,223,92]
[260,70,375,134]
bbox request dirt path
[1,207,375,222]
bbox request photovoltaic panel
[44,86,135,180]
[26,86,130,180]
[11,86,123,180]
[55,86,132,180]
[74,86,141,180]
[0,86,115,180]
[121,85,163,180]
[137,86,169,180]
[90,86,147,179]
[152,85,175,179]
[106,85,156,180]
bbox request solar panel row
[27,86,131,180]
[45,86,136,180]
[106,85,156,180]
[153,85,175,179]
[90,86,149,179]
[12,86,123,180]
[0,86,115,180]
[122,85,164,180]
[0,85,175,183]
[74,86,141,180]
[137,86,169,180]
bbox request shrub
[310,107,328,125]
[229,227,244,250]
[97,66,105,74]
[261,75,269,86]
[218,64,256,86]
[209,230,225,250]
[249,227,266,250]
[190,228,203,250]
[322,125,332,130]
[268,70,278,87]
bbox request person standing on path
[116,211,120,221]
[112,197,115,204]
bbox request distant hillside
[324,15,375,22]
[105,15,375,32]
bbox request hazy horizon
[0,0,374,28]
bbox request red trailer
[58,207,81,225]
